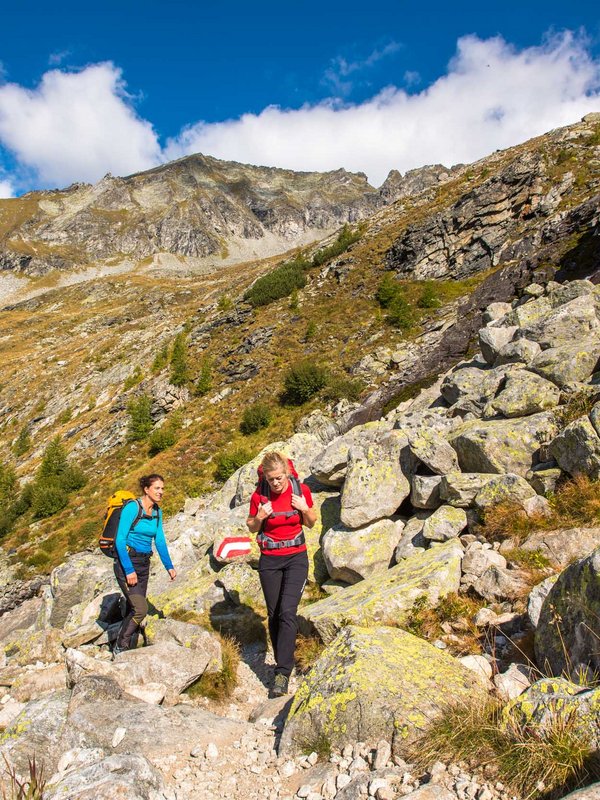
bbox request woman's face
[264,467,289,493]
[145,479,165,505]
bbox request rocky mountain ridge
[0,153,458,286]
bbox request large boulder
[394,514,428,561]
[529,338,600,387]
[0,691,71,776]
[473,473,537,512]
[50,554,115,628]
[310,421,394,487]
[44,753,168,800]
[0,593,51,647]
[340,432,410,529]
[438,472,495,507]
[478,325,517,365]
[503,677,600,751]
[65,640,221,704]
[322,519,403,584]
[406,429,459,475]
[550,417,600,480]
[517,293,600,349]
[441,363,514,414]
[280,625,480,755]
[450,412,558,476]
[519,527,600,569]
[148,562,225,619]
[422,505,467,542]
[484,370,560,418]
[494,338,541,367]
[535,546,600,679]
[411,475,443,509]
[300,540,463,643]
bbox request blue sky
[0,0,599,196]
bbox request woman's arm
[154,510,176,578]
[246,501,272,533]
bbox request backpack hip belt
[257,531,306,550]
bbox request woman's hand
[291,493,309,513]
[256,501,273,520]
[168,568,177,581]
[126,571,138,587]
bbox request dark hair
[139,473,164,493]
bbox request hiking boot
[271,673,289,698]
[111,645,128,660]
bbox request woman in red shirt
[246,451,317,697]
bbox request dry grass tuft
[401,592,484,656]
[1,754,46,800]
[481,475,600,545]
[186,634,240,703]
[409,695,600,799]
[295,635,325,674]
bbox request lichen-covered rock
[300,540,463,643]
[438,472,495,507]
[50,554,115,628]
[527,465,562,495]
[494,337,541,367]
[0,691,70,776]
[143,616,223,651]
[517,293,600,349]
[406,429,459,475]
[461,543,507,578]
[340,432,410,529]
[310,421,394,487]
[503,295,552,328]
[303,490,342,585]
[472,564,530,602]
[528,575,559,628]
[212,504,259,565]
[441,362,514,413]
[148,561,225,619]
[411,475,442,509]
[44,753,168,800]
[394,514,428,561]
[484,370,560,418]
[9,663,67,702]
[65,640,221,703]
[529,338,600,387]
[520,527,600,568]
[280,625,480,755]
[422,505,467,542]
[493,663,531,701]
[535,546,600,678]
[322,519,402,584]
[473,473,536,511]
[483,302,512,324]
[478,325,517,365]
[503,677,600,751]
[0,594,51,648]
[550,417,600,480]
[450,412,557,476]
[3,628,64,667]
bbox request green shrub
[57,407,73,425]
[281,360,330,405]
[13,425,32,457]
[194,359,213,397]
[375,274,400,308]
[417,282,442,309]
[148,426,178,456]
[387,294,415,330]
[0,461,18,538]
[244,256,308,308]
[170,332,189,387]
[240,403,272,435]
[151,343,170,374]
[127,394,154,441]
[311,224,362,268]
[321,375,364,403]
[214,447,252,482]
[289,288,299,310]
[124,365,143,390]
[305,321,317,341]
[31,478,70,519]
[218,294,233,311]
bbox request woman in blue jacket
[113,473,176,655]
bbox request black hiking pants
[114,549,151,650]
[258,550,308,677]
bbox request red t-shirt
[249,481,313,556]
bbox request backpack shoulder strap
[290,476,302,497]
[130,499,144,532]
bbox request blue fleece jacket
[115,499,174,576]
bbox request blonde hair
[260,451,289,474]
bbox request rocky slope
[2,269,600,798]
[0,155,458,289]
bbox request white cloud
[0,177,14,198]
[0,62,161,186]
[167,31,600,186]
[0,32,599,192]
